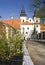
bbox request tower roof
[20,6,26,17]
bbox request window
[23,20,24,22]
[30,20,31,21]
[27,27,29,30]
[26,32,28,34]
[37,25,38,27]
[36,20,38,22]
[22,27,24,34]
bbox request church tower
[20,6,27,22]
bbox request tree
[33,0,45,18]
[28,0,45,18]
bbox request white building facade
[20,7,34,40]
[21,24,34,40]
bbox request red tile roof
[40,24,45,30]
[1,19,21,29]
[0,19,45,30]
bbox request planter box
[0,55,23,65]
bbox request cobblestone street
[25,40,45,65]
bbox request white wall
[35,24,40,34]
[20,25,34,39]
[34,17,40,34]
[20,16,26,22]
[28,18,34,23]
[34,17,40,23]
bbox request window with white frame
[26,32,28,34]
[27,27,29,30]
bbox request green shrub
[0,29,24,60]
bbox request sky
[0,0,34,20]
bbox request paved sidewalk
[25,40,45,65]
[23,44,34,65]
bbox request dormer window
[23,20,24,22]
[30,20,31,21]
